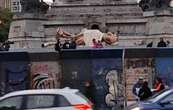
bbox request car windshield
[146,89,172,103]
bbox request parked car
[0,87,93,110]
[127,88,173,110]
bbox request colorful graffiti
[124,58,155,100]
[105,69,124,109]
[62,59,91,90]
[62,58,124,110]
[3,62,29,93]
[91,58,124,110]
[31,62,62,89]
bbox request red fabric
[154,83,162,92]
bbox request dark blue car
[127,88,173,110]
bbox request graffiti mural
[62,57,124,110]
[155,58,173,87]
[62,59,91,91]
[31,62,62,89]
[2,62,29,93]
[124,58,155,100]
[91,58,124,110]
[105,69,124,109]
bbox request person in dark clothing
[146,41,153,47]
[166,40,170,47]
[62,40,70,49]
[54,37,61,51]
[157,38,167,47]
[69,39,77,49]
[84,81,95,104]
[138,81,152,101]
[132,77,144,98]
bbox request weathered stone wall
[57,0,122,4]
[49,4,142,19]
[8,0,173,49]
[9,14,47,48]
[144,10,173,47]
[44,2,144,47]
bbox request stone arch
[91,24,100,30]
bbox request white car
[0,88,93,110]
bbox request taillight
[73,103,92,110]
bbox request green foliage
[0,8,13,42]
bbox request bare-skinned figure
[42,28,118,48]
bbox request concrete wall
[1,48,173,103]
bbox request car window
[146,89,172,103]
[26,94,56,109]
[160,93,173,103]
[76,92,91,103]
[0,96,23,109]
[56,95,71,107]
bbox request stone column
[8,13,47,49]
[144,9,173,47]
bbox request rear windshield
[75,92,91,103]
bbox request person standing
[84,81,95,104]
[132,77,144,100]
[138,81,152,101]
[157,38,167,47]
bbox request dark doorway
[91,24,100,30]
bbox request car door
[0,95,24,110]
[159,93,173,110]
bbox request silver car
[0,88,93,110]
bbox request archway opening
[91,24,100,30]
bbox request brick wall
[125,58,155,100]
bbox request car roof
[160,88,173,94]
[0,88,79,100]
[145,88,173,103]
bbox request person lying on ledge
[42,28,118,48]
[56,28,118,47]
